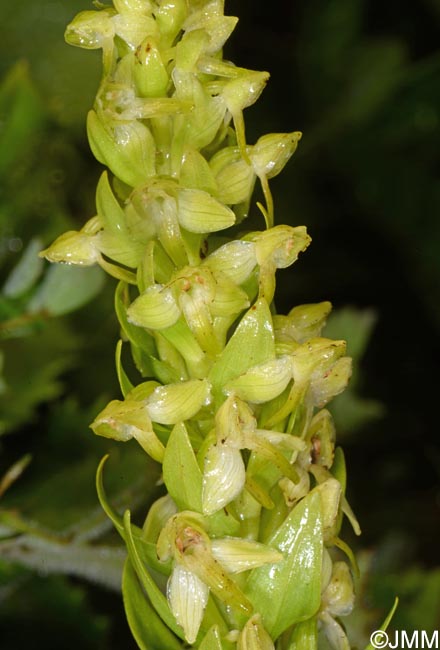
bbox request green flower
[157,512,278,643]
[44,0,364,646]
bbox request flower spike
[48,1,362,647]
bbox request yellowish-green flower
[42,0,369,647]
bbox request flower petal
[146,378,211,425]
[211,538,282,574]
[202,445,245,515]
[167,564,209,644]
[224,356,293,404]
[127,285,181,330]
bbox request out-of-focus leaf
[324,308,377,361]
[0,62,45,176]
[324,308,384,432]
[328,391,385,433]
[3,438,158,535]
[0,353,70,435]
[28,263,105,316]
[2,238,44,297]
[338,41,407,125]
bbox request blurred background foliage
[0,0,439,647]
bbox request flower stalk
[42,2,361,648]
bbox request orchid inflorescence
[41,1,360,648]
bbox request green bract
[43,1,363,647]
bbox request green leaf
[28,264,105,316]
[331,447,347,493]
[122,559,182,650]
[2,238,44,297]
[245,490,323,638]
[96,455,125,536]
[324,307,377,361]
[96,171,126,235]
[123,510,186,641]
[95,455,163,567]
[161,318,209,377]
[180,147,218,194]
[163,422,203,512]
[364,597,399,650]
[199,625,226,650]
[95,455,169,575]
[95,171,146,268]
[209,298,275,399]
[0,328,74,435]
[0,62,45,177]
[115,339,134,397]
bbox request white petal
[319,612,351,650]
[202,445,245,515]
[211,538,282,573]
[168,565,209,644]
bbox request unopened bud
[251,225,311,270]
[40,229,100,266]
[274,301,332,344]
[134,37,169,97]
[65,10,115,50]
[251,131,302,179]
